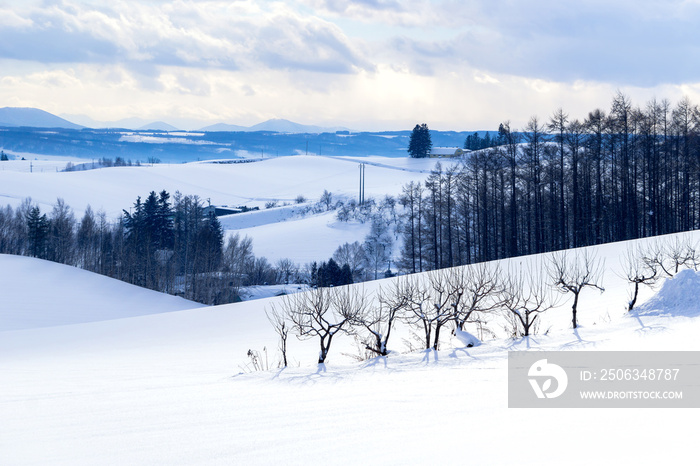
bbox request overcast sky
[1,0,699,131]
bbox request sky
[1,0,699,131]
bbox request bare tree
[640,236,698,279]
[275,258,297,284]
[401,270,456,350]
[356,278,411,356]
[286,286,363,364]
[664,235,699,274]
[549,250,605,329]
[320,190,333,211]
[449,263,504,332]
[266,303,290,367]
[620,245,660,312]
[502,259,559,337]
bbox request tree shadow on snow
[630,312,670,337]
[559,327,596,350]
[421,348,439,365]
[505,336,544,351]
[361,355,389,370]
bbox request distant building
[203,205,259,217]
[430,147,468,158]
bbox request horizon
[2,106,506,133]
[1,1,699,132]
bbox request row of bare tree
[266,233,700,366]
[267,249,611,365]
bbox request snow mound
[635,269,700,317]
[453,328,481,347]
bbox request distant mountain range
[0,107,349,133]
[199,118,350,134]
[0,107,84,130]
[137,121,181,132]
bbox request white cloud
[0,0,699,130]
[0,1,371,74]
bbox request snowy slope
[2,232,700,464]
[230,211,372,263]
[0,154,452,265]
[0,254,204,331]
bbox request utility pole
[362,163,365,204]
[359,163,365,205]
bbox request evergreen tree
[318,258,342,287]
[26,206,49,259]
[408,123,432,158]
[339,263,354,285]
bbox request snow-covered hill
[3,147,700,464]
[0,155,447,217]
[2,230,700,464]
[0,254,203,331]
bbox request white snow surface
[230,211,372,263]
[0,254,204,331]
[3,231,700,465]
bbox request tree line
[399,93,700,272]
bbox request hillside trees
[0,192,279,305]
[332,241,366,282]
[396,94,700,276]
[26,205,49,259]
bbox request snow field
[2,153,700,464]
[0,155,450,219]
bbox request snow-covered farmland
[0,155,455,264]
[0,155,451,219]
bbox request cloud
[0,0,371,75]
[416,0,700,86]
[253,13,373,73]
[311,0,700,86]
